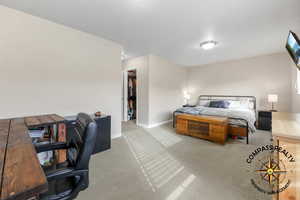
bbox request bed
[173,95,257,144]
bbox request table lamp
[268,94,278,112]
[184,92,191,105]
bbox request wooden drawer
[176,118,188,135]
[188,120,209,136]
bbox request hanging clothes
[128,71,137,120]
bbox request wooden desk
[272,112,300,200]
[0,114,65,200]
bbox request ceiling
[1,0,300,66]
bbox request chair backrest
[69,113,97,170]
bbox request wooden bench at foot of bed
[176,114,228,144]
[175,114,249,144]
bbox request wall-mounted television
[286,31,300,70]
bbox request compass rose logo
[246,143,295,196]
[255,156,287,185]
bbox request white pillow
[198,100,210,107]
[228,101,241,109]
[229,100,254,110]
[240,100,254,109]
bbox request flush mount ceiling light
[200,40,218,50]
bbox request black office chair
[36,113,97,200]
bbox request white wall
[291,60,300,112]
[0,6,122,138]
[123,55,187,127]
[123,56,149,125]
[187,53,292,112]
[148,55,187,125]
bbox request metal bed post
[173,111,176,128]
[246,122,249,144]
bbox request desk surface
[272,112,300,141]
[25,114,65,129]
[0,114,64,200]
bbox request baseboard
[137,120,172,129]
[136,123,148,128]
[112,132,122,139]
[148,120,172,128]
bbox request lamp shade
[184,93,191,100]
[268,94,278,103]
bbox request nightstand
[257,110,272,131]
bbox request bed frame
[173,95,256,144]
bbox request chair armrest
[35,142,69,153]
[46,167,88,182]
[46,168,90,198]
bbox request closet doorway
[125,70,137,123]
[122,69,138,124]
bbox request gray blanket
[175,106,256,133]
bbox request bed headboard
[198,95,257,111]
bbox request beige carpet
[77,121,272,200]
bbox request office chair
[35,113,97,200]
